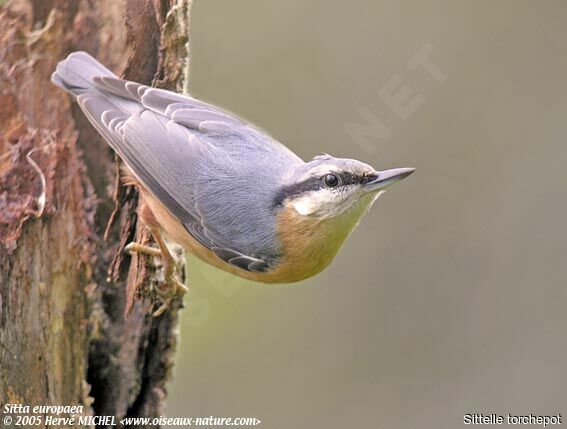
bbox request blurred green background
[168,1,567,427]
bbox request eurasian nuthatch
[52,52,414,303]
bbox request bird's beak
[363,167,415,192]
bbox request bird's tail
[51,51,117,97]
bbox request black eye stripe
[341,172,365,185]
[272,172,366,207]
[273,176,322,207]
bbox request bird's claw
[125,242,162,258]
[152,276,188,317]
[125,239,188,317]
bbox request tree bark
[0,0,192,425]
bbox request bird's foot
[125,235,188,317]
[152,273,189,317]
[124,242,161,258]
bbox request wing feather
[72,74,302,272]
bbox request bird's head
[275,154,414,221]
[268,154,414,282]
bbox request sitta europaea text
[52,52,414,300]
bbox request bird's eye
[323,173,340,188]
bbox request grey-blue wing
[72,73,302,273]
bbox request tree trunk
[0,0,192,425]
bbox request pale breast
[267,203,363,282]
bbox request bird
[52,51,414,313]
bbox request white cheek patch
[292,190,335,216]
[293,197,315,215]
